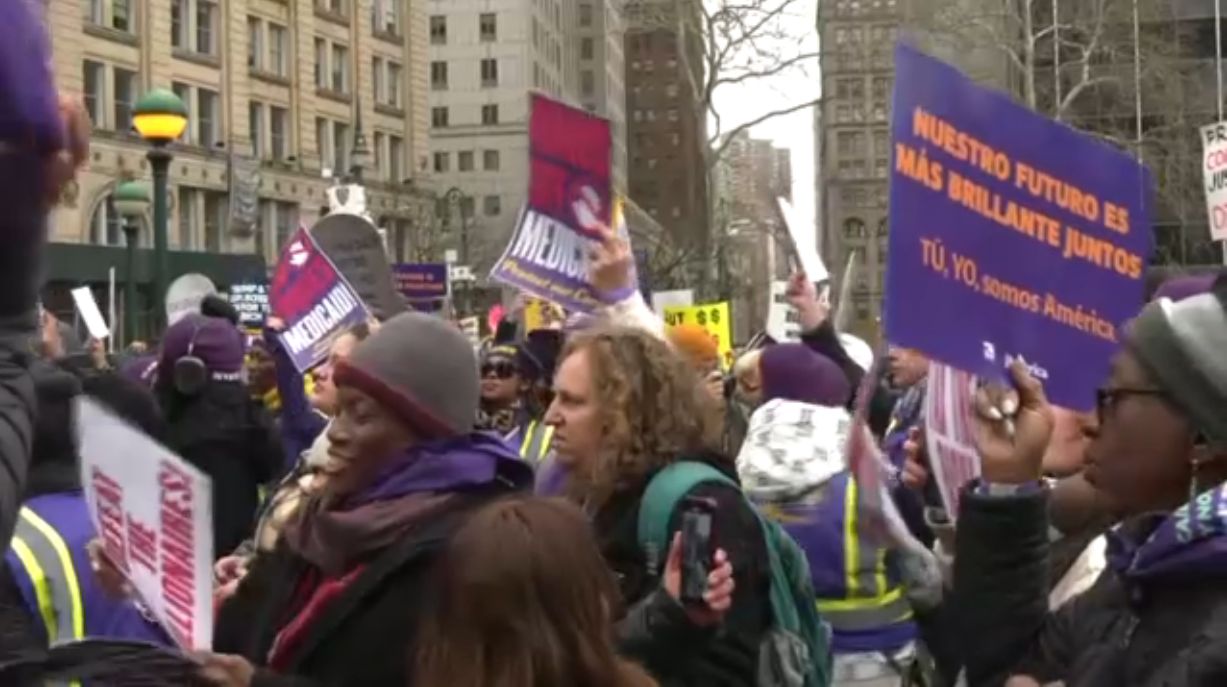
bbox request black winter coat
[214,489,511,687]
[954,488,1227,687]
[596,456,772,686]
[160,382,283,558]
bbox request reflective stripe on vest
[816,478,913,632]
[519,421,554,464]
[11,506,85,644]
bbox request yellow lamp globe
[132,89,189,144]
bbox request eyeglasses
[481,361,518,379]
[1095,386,1167,426]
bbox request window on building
[195,0,217,55]
[581,38,595,60]
[431,61,448,90]
[386,61,402,107]
[89,195,123,246]
[835,77,864,100]
[431,106,448,128]
[372,57,385,104]
[433,151,449,173]
[332,121,350,172]
[315,117,332,169]
[314,38,327,88]
[270,106,289,160]
[197,88,220,147]
[203,190,226,252]
[373,131,385,177]
[581,70,595,97]
[112,0,132,31]
[331,44,350,93]
[843,217,867,239]
[171,0,186,49]
[86,0,105,25]
[483,150,500,171]
[389,135,404,181]
[268,24,288,76]
[249,101,264,157]
[483,194,502,216]
[480,12,497,41]
[481,104,499,125]
[480,58,498,87]
[317,0,346,14]
[83,61,105,125]
[458,151,474,172]
[247,16,262,69]
[667,108,678,121]
[872,76,891,100]
[429,15,446,44]
[371,0,400,34]
[579,3,593,26]
[671,132,680,146]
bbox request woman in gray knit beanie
[950,275,1227,686]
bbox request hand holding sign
[588,220,634,301]
[785,271,829,331]
[973,359,1054,485]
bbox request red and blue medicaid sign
[270,227,370,373]
[885,43,1154,410]
[490,94,634,313]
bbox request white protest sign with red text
[75,398,214,650]
[922,362,981,520]
[1200,121,1227,242]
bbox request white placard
[765,281,801,342]
[651,289,693,315]
[76,398,214,650]
[71,286,110,340]
[1201,122,1227,242]
[776,197,829,282]
[458,316,481,347]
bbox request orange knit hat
[667,323,720,370]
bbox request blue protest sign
[270,228,370,373]
[392,263,449,301]
[885,43,1154,410]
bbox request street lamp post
[113,180,151,347]
[443,187,472,314]
[132,89,188,331]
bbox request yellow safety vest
[518,421,554,465]
[9,506,86,686]
[815,478,914,632]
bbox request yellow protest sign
[662,301,733,368]
[523,298,565,332]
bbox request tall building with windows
[624,0,708,267]
[425,0,574,269]
[816,0,900,340]
[45,0,432,323]
[573,0,628,193]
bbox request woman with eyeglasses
[951,274,1227,687]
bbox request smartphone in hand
[679,496,717,606]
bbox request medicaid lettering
[158,461,196,648]
[508,209,592,281]
[281,284,361,355]
[895,106,1143,281]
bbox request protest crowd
[4,3,1227,686]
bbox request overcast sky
[711,0,821,257]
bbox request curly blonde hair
[561,326,722,507]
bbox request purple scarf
[1107,483,1227,581]
[285,432,532,574]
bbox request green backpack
[637,461,833,687]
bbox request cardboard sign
[227,282,270,328]
[662,302,733,368]
[885,43,1153,410]
[71,286,110,340]
[311,214,407,319]
[164,274,217,327]
[922,362,981,519]
[775,197,829,282]
[1200,121,1227,242]
[75,398,214,650]
[458,316,481,347]
[270,228,371,373]
[651,289,694,315]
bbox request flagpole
[1217,0,1227,264]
